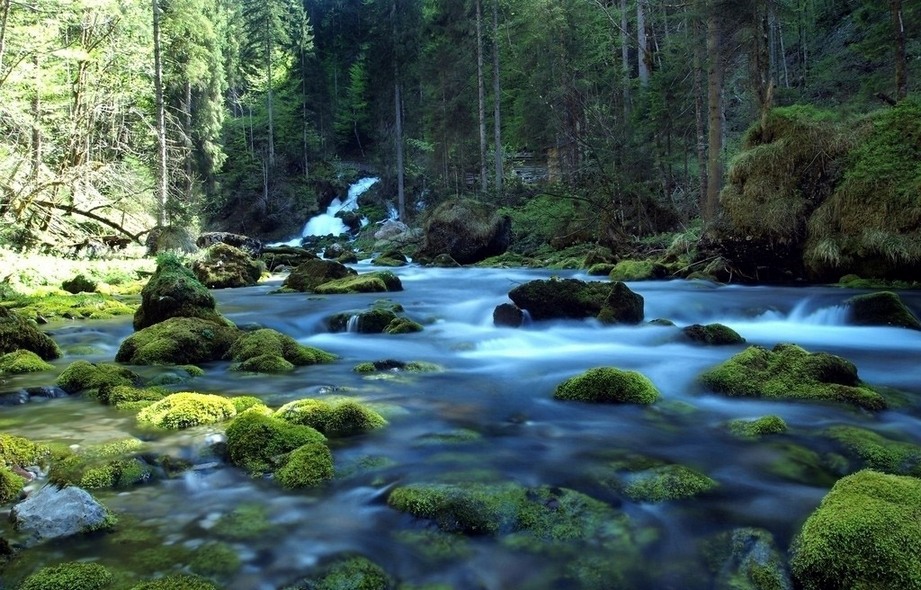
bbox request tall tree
[892,0,907,100]
[153,0,168,226]
[704,1,722,221]
[492,0,503,195]
[476,0,487,192]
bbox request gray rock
[374,220,410,241]
[11,485,111,546]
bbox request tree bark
[693,16,707,213]
[492,0,502,196]
[620,0,630,120]
[704,3,722,222]
[892,0,907,100]
[0,0,11,84]
[153,0,168,226]
[266,32,275,168]
[392,0,405,220]
[637,0,650,87]
[476,0,487,192]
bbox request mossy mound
[128,574,219,590]
[415,199,511,265]
[703,528,792,590]
[188,541,241,578]
[554,367,659,405]
[98,385,166,409]
[843,291,921,330]
[228,328,336,373]
[7,293,135,321]
[352,360,442,374]
[225,409,327,474]
[586,263,616,276]
[191,243,264,289]
[275,442,335,488]
[61,274,97,294]
[136,392,237,430]
[133,253,225,329]
[700,343,886,411]
[823,425,921,476]
[0,466,25,504]
[608,259,668,281]
[49,439,151,489]
[314,271,403,294]
[790,469,921,590]
[115,317,241,365]
[286,555,392,590]
[17,561,113,590]
[371,250,409,267]
[0,305,61,360]
[382,317,423,334]
[282,259,356,292]
[275,399,387,437]
[619,464,717,502]
[682,323,746,345]
[508,278,644,324]
[727,415,788,438]
[56,360,140,394]
[0,350,53,374]
[0,433,51,469]
[211,503,274,541]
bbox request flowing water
[1,267,920,589]
[275,178,380,246]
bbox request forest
[0,0,918,282]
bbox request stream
[1,266,920,589]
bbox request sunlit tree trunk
[153,0,168,226]
[637,0,650,87]
[892,0,907,100]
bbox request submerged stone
[823,425,921,476]
[287,555,392,590]
[619,464,718,502]
[275,442,334,489]
[508,278,643,324]
[703,528,792,590]
[554,367,660,405]
[727,415,788,438]
[682,323,746,345]
[314,271,403,294]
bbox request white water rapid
[275,177,379,246]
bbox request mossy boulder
[56,360,140,394]
[843,291,921,330]
[61,274,97,294]
[228,328,336,373]
[328,307,398,334]
[137,392,237,430]
[682,323,746,345]
[133,254,225,330]
[314,271,403,294]
[823,425,921,476]
[275,399,387,437]
[211,503,274,540]
[608,259,668,282]
[97,385,166,409]
[282,259,355,292]
[17,561,113,590]
[700,343,886,411]
[275,442,335,488]
[128,574,219,590]
[371,250,409,267]
[0,466,25,504]
[0,305,61,360]
[115,317,241,365]
[287,556,392,590]
[508,279,643,324]
[352,360,442,374]
[0,433,51,469]
[188,541,242,578]
[554,367,660,405]
[383,317,423,334]
[49,439,151,489]
[727,415,788,438]
[704,528,792,590]
[191,243,264,289]
[0,350,53,374]
[790,470,921,590]
[415,199,511,264]
[619,464,717,502]
[225,409,327,474]
[586,263,617,276]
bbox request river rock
[508,279,644,324]
[282,259,356,292]
[145,225,197,256]
[191,243,264,289]
[493,303,524,328]
[681,323,746,345]
[415,199,511,264]
[196,231,263,257]
[374,220,409,241]
[844,291,921,330]
[134,255,227,330]
[0,306,61,360]
[11,485,111,546]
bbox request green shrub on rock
[226,409,327,474]
[274,399,387,437]
[554,367,660,405]
[18,561,113,590]
[115,317,240,365]
[137,392,237,430]
[700,343,886,411]
[0,350,53,374]
[275,442,334,488]
[790,470,921,590]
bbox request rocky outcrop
[11,485,112,546]
[134,255,227,330]
[282,259,356,292]
[0,306,61,360]
[415,199,511,265]
[191,243,264,289]
[508,279,644,324]
[196,231,263,257]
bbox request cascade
[273,177,379,246]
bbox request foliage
[274,398,387,437]
[136,392,237,429]
[17,561,113,590]
[554,367,660,405]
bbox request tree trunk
[392,0,405,220]
[31,54,41,186]
[637,0,650,87]
[752,0,772,134]
[693,15,707,212]
[0,0,11,85]
[892,0,907,100]
[492,0,502,196]
[152,0,168,226]
[266,33,275,169]
[704,4,722,222]
[476,0,487,192]
[620,0,630,120]
[183,80,193,202]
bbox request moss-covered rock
[0,305,61,360]
[56,360,140,394]
[128,574,219,590]
[619,464,717,502]
[287,556,392,590]
[191,243,264,289]
[822,425,921,476]
[6,293,135,322]
[274,399,387,437]
[415,199,511,265]
[352,360,442,374]
[554,367,659,405]
[314,271,403,294]
[790,469,921,590]
[371,250,409,267]
[115,317,241,365]
[383,317,423,334]
[608,259,668,281]
[682,323,746,345]
[133,253,226,330]
[17,561,113,590]
[586,263,617,276]
[328,307,400,333]
[98,385,166,409]
[225,409,327,474]
[228,328,336,373]
[211,503,274,540]
[49,439,151,489]
[0,433,50,469]
[508,278,643,324]
[61,274,98,294]
[700,343,886,411]
[843,291,921,330]
[703,528,792,590]
[0,350,53,374]
[282,258,355,292]
[188,541,241,578]
[137,392,237,430]
[275,442,335,488]
[727,415,789,438]
[0,466,25,504]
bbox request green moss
[620,464,717,502]
[353,362,377,373]
[0,305,61,360]
[225,409,327,474]
[393,529,472,562]
[275,442,334,488]
[586,263,616,276]
[128,574,219,590]
[328,308,397,333]
[191,243,264,289]
[99,385,166,408]
[383,318,423,334]
[234,354,295,373]
[8,293,134,321]
[49,438,151,489]
[728,415,789,438]
[554,367,659,405]
[508,278,644,324]
[700,343,886,411]
[282,259,355,292]
[608,259,667,281]
[0,433,51,469]
[274,399,387,438]
[844,291,921,330]
[115,317,241,365]
[133,253,225,329]
[17,561,113,590]
[823,425,921,476]
[228,329,336,373]
[291,556,392,590]
[61,274,97,294]
[790,470,921,590]
[137,392,237,430]
[0,466,25,504]
[0,350,53,373]
[211,503,275,540]
[188,541,241,578]
[229,396,265,413]
[315,271,403,294]
[682,323,746,345]
[56,361,140,394]
[703,528,791,590]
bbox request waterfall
[346,314,360,333]
[271,177,379,246]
